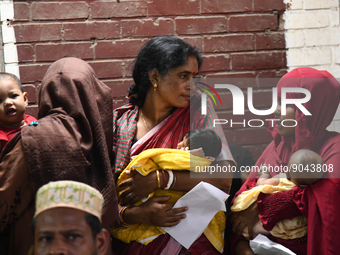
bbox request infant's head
[0,73,28,128]
[177,128,222,158]
[287,149,324,186]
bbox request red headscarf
[266,67,340,168]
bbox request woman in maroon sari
[231,67,340,255]
[112,36,235,254]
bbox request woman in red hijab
[230,67,340,255]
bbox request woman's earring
[154,83,158,91]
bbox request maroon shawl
[236,68,340,255]
[21,57,119,229]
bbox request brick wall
[284,0,340,133]
[12,0,287,160]
[0,26,3,72]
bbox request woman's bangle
[164,170,174,190]
[156,170,161,189]
[161,169,166,189]
[119,206,132,227]
[170,171,176,189]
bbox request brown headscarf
[21,57,118,228]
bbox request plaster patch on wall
[284,0,340,131]
[0,0,19,77]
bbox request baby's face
[177,136,189,150]
[0,78,28,128]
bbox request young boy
[0,73,36,152]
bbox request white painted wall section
[0,0,20,78]
[284,0,340,132]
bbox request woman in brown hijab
[0,57,119,255]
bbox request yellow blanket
[112,148,226,253]
[231,175,307,240]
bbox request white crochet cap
[35,180,104,221]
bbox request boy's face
[177,136,189,150]
[0,78,28,128]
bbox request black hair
[129,36,203,106]
[32,216,37,239]
[32,212,102,241]
[0,72,23,92]
[85,212,102,239]
[297,149,324,165]
[185,129,222,158]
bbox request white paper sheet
[250,234,296,255]
[162,181,229,249]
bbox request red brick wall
[13,0,287,160]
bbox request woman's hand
[124,196,188,227]
[231,201,259,240]
[141,196,188,227]
[234,240,255,255]
[118,168,158,206]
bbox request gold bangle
[156,170,161,189]
[119,206,131,227]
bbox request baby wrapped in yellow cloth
[231,173,307,239]
[232,149,324,240]
[112,129,227,252]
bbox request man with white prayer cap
[32,180,110,255]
